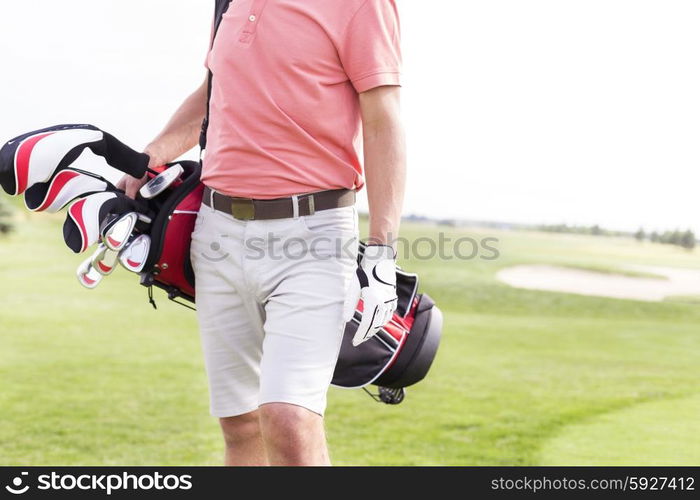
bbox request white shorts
[190,199,358,417]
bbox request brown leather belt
[202,186,356,221]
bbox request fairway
[539,394,700,466]
[1,209,699,465]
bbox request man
[120,0,405,466]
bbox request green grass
[664,295,700,305]
[538,394,700,465]
[1,211,699,465]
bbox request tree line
[0,197,12,235]
[537,224,627,237]
[537,223,697,250]
[635,228,696,250]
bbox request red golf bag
[137,160,203,305]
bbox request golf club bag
[137,161,203,306]
[332,244,443,403]
[1,125,443,404]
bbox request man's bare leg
[220,410,268,466]
[259,403,330,466]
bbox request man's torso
[203,0,400,199]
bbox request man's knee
[259,403,321,438]
[258,403,328,465]
[219,410,261,448]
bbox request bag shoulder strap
[199,0,234,151]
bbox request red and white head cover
[25,170,108,213]
[63,192,147,254]
[0,124,149,196]
[64,192,118,254]
[11,128,102,195]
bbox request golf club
[101,212,139,251]
[90,243,120,276]
[76,256,103,289]
[118,234,151,273]
[139,164,184,200]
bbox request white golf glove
[344,244,398,347]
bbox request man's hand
[344,244,398,347]
[116,172,148,200]
[116,146,165,199]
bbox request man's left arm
[346,86,406,347]
[340,0,405,345]
[360,85,407,247]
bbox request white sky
[1,1,699,233]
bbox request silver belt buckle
[307,195,315,215]
[295,194,315,217]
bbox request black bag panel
[396,269,418,317]
[142,160,202,275]
[375,294,443,389]
[332,320,396,388]
[183,242,196,290]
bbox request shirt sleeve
[338,0,402,93]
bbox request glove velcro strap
[362,244,396,261]
[356,267,370,288]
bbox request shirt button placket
[239,0,267,44]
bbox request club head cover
[63,192,144,254]
[24,169,108,213]
[0,124,150,196]
[118,234,151,273]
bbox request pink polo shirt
[203,0,402,199]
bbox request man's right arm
[119,75,209,198]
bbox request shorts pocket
[299,206,358,236]
[191,210,206,237]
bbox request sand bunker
[496,265,700,302]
